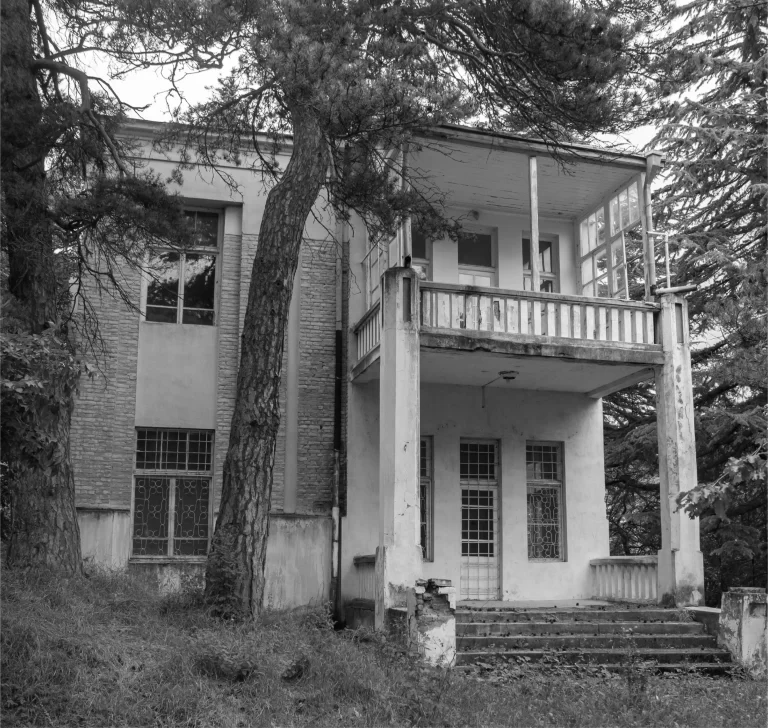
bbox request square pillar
[375,267,423,629]
[655,293,704,606]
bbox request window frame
[410,227,432,282]
[522,234,560,293]
[525,440,566,563]
[131,428,214,561]
[141,208,222,326]
[420,436,434,562]
[457,225,497,288]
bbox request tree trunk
[1,0,82,574]
[204,106,329,617]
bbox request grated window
[526,443,565,561]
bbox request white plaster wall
[78,509,132,568]
[340,380,380,609]
[342,382,610,604]
[430,209,577,295]
[135,323,218,428]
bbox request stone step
[457,621,705,636]
[456,647,732,666]
[456,609,682,624]
[454,662,734,677]
[457,634,717,651]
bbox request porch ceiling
[410,139,644,221]
[419,348,648,396]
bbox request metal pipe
[652,284,699,295]
[664,233,671,288]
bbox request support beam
[528,156,540,292]
[655,294,704,606]
[586,367,655,399]
[376,267,423,629]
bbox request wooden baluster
[437,292,449,328]
[546,302,557,336]
[597,307,608,340]
[645,311,655,344]
[451,293,463,329]
[507,299,519,334]
[610,308,621,341]
[584,305,595,340]
[622,309,632,343]
[422,291,431,327]
[560,303,571,338]
[519,299,529,335]
[492,298,503,332]
[479,295,491,331]
[572,304,581,339]
[531,300,542,335]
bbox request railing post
[376,267,422,630]
[529,156,541,292]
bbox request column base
[658,548,705,607]
[374,544,423,630]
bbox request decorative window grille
[144,210,220,325]
[132,429,213,557]
[420,437,433,561]
[460,440,500,600]
[526,442,565,561]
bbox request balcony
[352,278,663,397]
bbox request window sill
[129,556,208,565]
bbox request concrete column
[655,293,704,606]
[376,267,423,629]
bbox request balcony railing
[420,282,659,346]
[354,301,381,361]
[590,556,658,602]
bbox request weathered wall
[342,382,610,605]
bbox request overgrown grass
[2,567,765,727]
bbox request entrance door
[460,440,500,600]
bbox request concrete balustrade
[420,283,658,345]
[590,556,658,602]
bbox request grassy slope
[2,568,765,728]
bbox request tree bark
[204,105,328,617]
[1,0,82,574]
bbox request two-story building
[71,122,705,616]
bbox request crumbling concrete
[719,587,767,677]
[406,578,456,667]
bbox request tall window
[522,237,559,292]
[420,437,433,561]
[145,210,219,325]
[411,228,430,281]
[458,228,496,287]
[132,429,213,557]
[526,442,565,561]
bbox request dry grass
[2,567,766,727]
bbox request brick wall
[70,266,142,509]
[296,238,339,513]
[71,220,341,530]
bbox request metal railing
[353,302,381,361]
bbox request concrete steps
[455,607,732,672]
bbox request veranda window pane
[619,189,630,229]
[612,240,625,268]
[610,197,620,236]
[596,249,608,276]
[587,214,597,251]
[173,478,210,556]
[133,477,169,556]
[596,208,606,245]
[613,265,626,295]
[147,252,180,308]
[628,183,640,224]
[582,281,595,297]
[596,276,610,298]
[580,220,590,256]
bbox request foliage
[604,0,767,603]
[2,567,766,727]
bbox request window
[526,442,565,561]
[458,229,496,287]
[145,210,219,325]
[132,428,213,557]
[411,228,430,281]
[420,437,433,561]
[522,237,559,292]
[609,181,641,237]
